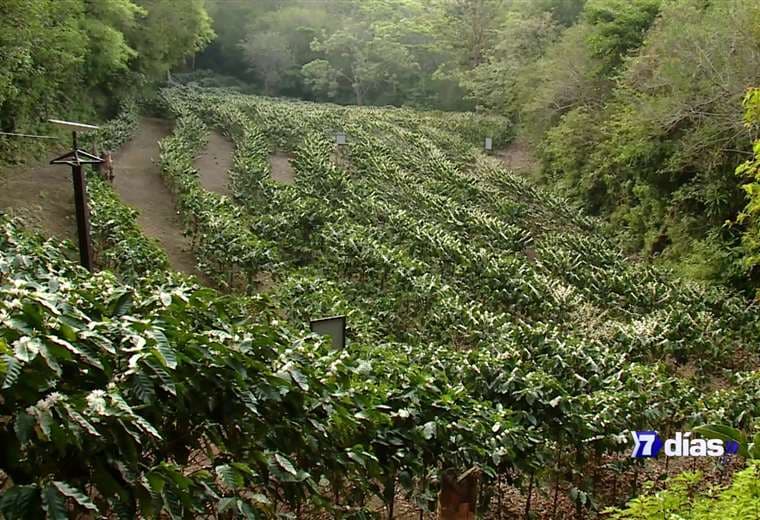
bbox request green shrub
[608,463,760,519]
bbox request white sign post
[485,137,493,152]
[336,132,347,146]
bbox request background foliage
[193,0,760,293]
[0,0,213,162]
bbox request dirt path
[194,130,234,196]
[113,118,203,278]
[0,150,76,241]
[270,153,295,185]
[494,139,539,176]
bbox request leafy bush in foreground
[0,219,530,518]
[607,463,760,519]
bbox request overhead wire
[0,131,60,140]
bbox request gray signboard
[310,315,346,349]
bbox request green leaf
[63,405,101,437]
[41,484,68,520]
[230,462,256,479]
[14,412,35,444]
[59,323,78,342]
[289,368,309,391]
[150,329,177,369]
[0,485,39,519]
[109,291,134,317]
[108,391,161,439]
[0,338,11,355]
[347,450,366,467]
[159,291,173,307]
[14,336,41,363]
[146,360,176,396]
[217,497,236,513]
[133,372,156,403]
[162,483,183,520]
[52,481,98,512]
[38,342,62,376]
[147,471,166,494]
[274,453,297,476]
[693,424,748,458]
[215,464,243,488]
[250,493,271,506]
[47,335,103,370]
[237,499,259,519]
[2,354,22,389]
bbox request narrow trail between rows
[494,139,539,177]
[194,130,234,196]
[270,153,296,185]
[113,117,202,278]
[192,131,282,293]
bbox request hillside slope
[1,89,758,518]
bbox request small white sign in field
[336,132,347,146]
[485,137,493,151]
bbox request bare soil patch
[113,118,203,278]
[194,130,234,196]
[270,153,295,185]
[0,149,76,241]
[494,139,539,174]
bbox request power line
[0,131,59,140]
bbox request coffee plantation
[1,87,758,518]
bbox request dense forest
[196,0,760,293]
[0,0,214,138]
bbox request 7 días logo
[632,431,741,458]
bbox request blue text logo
[631,431,663,458]
[632,431,740,458]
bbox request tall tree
[238,2,335,97]
[436,0,506,69]
[240,32,294,95]
[303,4,421,106]
[1,0,89,131]
[130,0,215,78]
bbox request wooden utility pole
[49,121,103,271]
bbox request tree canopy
[0,0,213,139]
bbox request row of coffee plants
[225,92,756,369]
[154,101,278,291]
[0,216,539,518]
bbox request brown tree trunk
[353,83,364,106]
[438,468,479,520]
[524,473,535,520]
